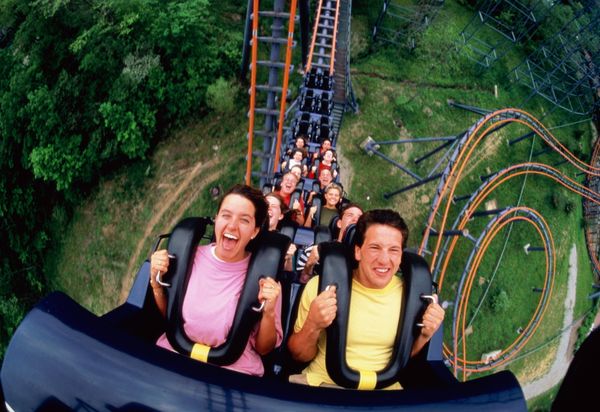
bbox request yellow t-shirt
[294,275,403,389]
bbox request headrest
[328,215,340,240]
[314,224,332,244]
[341,223,357,247]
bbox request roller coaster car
[293,112,314,139]
[300,89,316,112]
[304,67,321,89]
[319,73,334,91]
[0,218,528,411]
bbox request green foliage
[206,77,240,114]
[564,201,575,214]
[573,129,584,141]
[0,0,243,359]
[0,294,24,359]
[490,289,510,313]
[551,192,566,211]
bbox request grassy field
[44,0,597,409]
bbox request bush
[573,129,584,141]
[491,290,510,313]
[206,77,239,114]
[565,201,575,214]
[551,192,566,210]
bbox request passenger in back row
[312,138,333,162]
[297,203,363,283]
[304,183,342,229]
[265,192,296,272]
[288,209,445,388]
[305,168,334,206]
[275,172,305,226]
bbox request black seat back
[317,240,434,389]
[329,215,340,241]
[163,217,290,366]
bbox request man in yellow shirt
[287,209,445,389]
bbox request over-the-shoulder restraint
[162,217,291,365]
[318,241,434,389]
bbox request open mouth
[374,267,391,275]
[222,232,239,250]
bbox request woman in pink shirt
[149,185,283,376]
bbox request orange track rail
[453,210,554,378]
[245,0,260,185]
[329,0,341,75]
[414,108,600,379]
[273,0,299,172]
[304,0,323,73]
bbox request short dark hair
[265,192,289,215]
[291,148,305,158]
[217,184,268,229]
[340,202,363,219]
[354,209,409,249]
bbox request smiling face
[293,150,304,162]
[290,165,302,179]
[321,140,331,152]
[323,149,334,163]
[295,137,306,148]
[266,195,284,231]
[354,224,403,289]
[324,186,341,207]
[319,169,333,187]
[214,194,260,262]
[280,173,298,196]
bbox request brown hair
[354,209,409,249]
[217,184,268,229]
[265,192,289,215]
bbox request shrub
[491,290,510,313]
[564,201,574,214]
[551,192,566,210]
[206,77,239,114]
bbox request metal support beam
[384,173,443,199]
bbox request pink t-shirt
[156,244,283,376]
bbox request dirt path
[522,244,578,399]
[336,137,354,195]
[118,158,219,302]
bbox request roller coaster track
[244,0,298,186]
[411,108,600,379]
[432,162,600,280]
[431,162,600,378]
[244,0,354,188]
[419,108,600,269]
[450,207,555,380]
[299,0,355,142]
[584,131,600,279]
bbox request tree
[0,0,242,358]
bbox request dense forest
[0,0,245,358]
